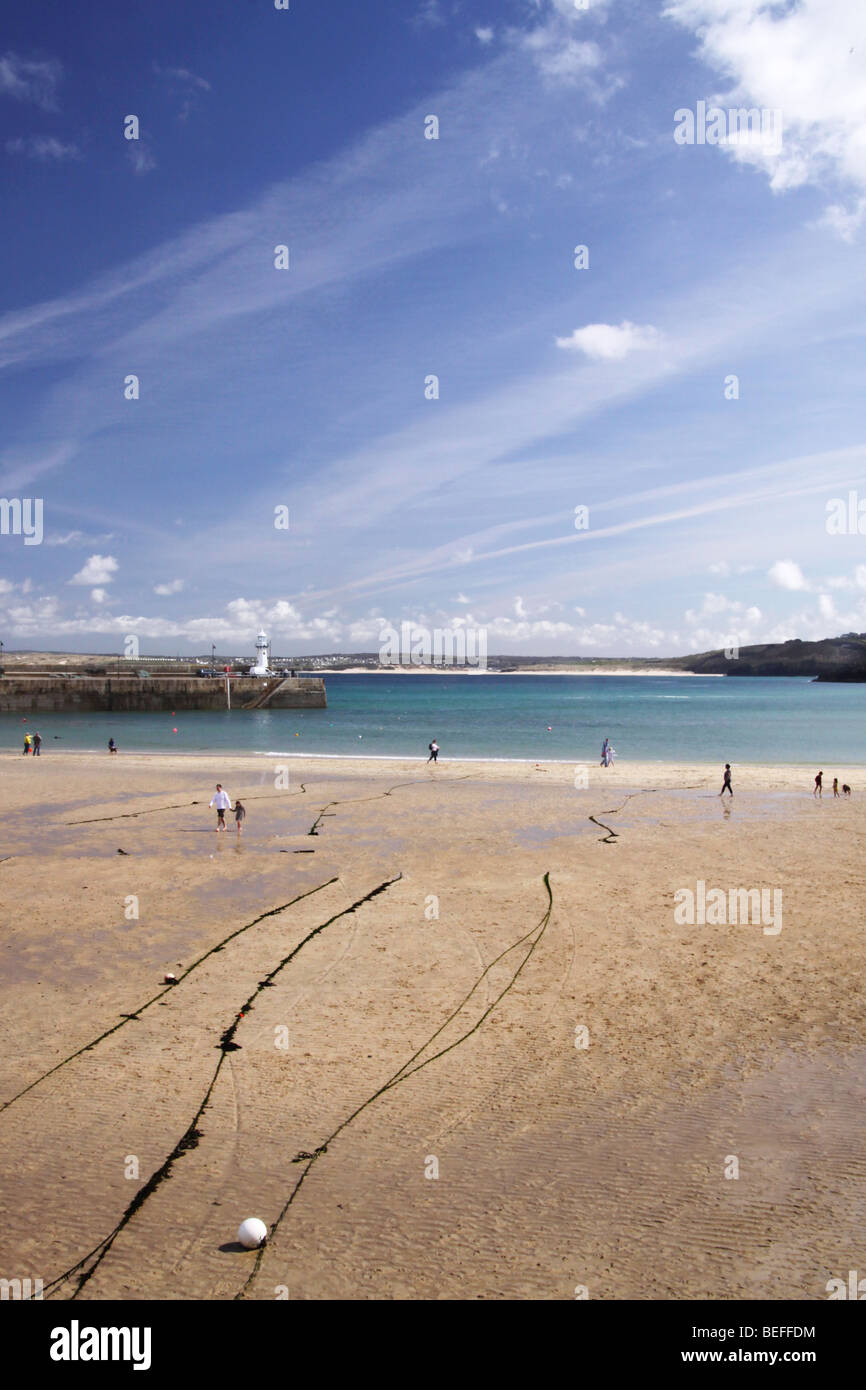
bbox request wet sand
[0,752,864,1300]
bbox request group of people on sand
[209,784,246,834]
[814,771,852,798]
[600,737,616,767]
[720,764,853,798]
[22,731,42,756]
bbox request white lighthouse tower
[250,629,271,678]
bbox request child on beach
[234,801,246,835]
[210,784,232,832]
[720,763,733,796]
[833,777,839,798]
[108,738,117,755]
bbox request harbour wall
[0,676,326,713]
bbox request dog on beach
[842,784,852,796]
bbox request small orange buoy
[173,727,178,733]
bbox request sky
[1,0,866,658]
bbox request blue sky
[1,0,865,656]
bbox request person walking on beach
[814,770,823,798]
[427,740,439,764]
[32,731,42,756]
[833,777,839,798]
[108,738,117,755]
[210,783,232,832]
[720,763,733,797]
[601,738,609,767]
[234,800,246,836]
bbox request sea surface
[2,674,864,764]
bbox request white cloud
[664,1,866,219]
[685,591,740,621]
[153,579,185,596]
[413,0,445,28]
[826,564,866,591]
[475,27,494,45]
[44,530,85,547]
[819,198,866,242]
[6,136,81,162]
[126,143,156,175]
[550,0,613,14]
[516,2,620,97]
[455,593,471,603]
[69,554,119,586]
[91,588,108,605]
[153,64,211,92]
[524,32,603,85]
[768,559,809,592]
[556,320,661,360]
[0,52,62,110]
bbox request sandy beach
[1,751,864,1301]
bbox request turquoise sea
[2,674,865,765]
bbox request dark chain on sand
[42,874,403,1300]
[307,773,480,835]
[65,785,308,826]
[0,875,339,1116]
[236,872,554,1299]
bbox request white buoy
[237,1217,268,1249]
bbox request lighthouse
[250,629,271,678]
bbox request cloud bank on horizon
[1,0,865,657]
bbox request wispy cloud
[0,51,62,110]
[6,135,81,162]
[125,141,157,175]
[154,62,211,121]
[154,63,211,92]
